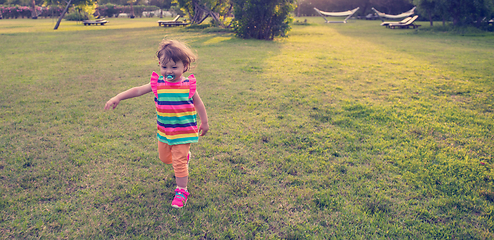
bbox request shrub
[64,11,88,21]
[231,0,295,40]
[0,5,33,19]
[186,23,211,29]
[0,5,63,19]
[481,23,494,32]
[38,6,63,18]
[96,4,159,18]
[132,5,159,17]
[98,3,119,17]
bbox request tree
[45,0,94,29]
[175,0,232,25]
[128,0,136,17]
[468,0,494,27]
[411,0,436,26]
[148,0,173,17]
[31,0,37,18]
[413,0,494,27]
[148,0,173,9]
[232,0,294,40]
[413,0,456,26]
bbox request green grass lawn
[1,17,494,239]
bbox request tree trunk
[31,0,37,19]
[225,4,233,27]
[196,12,209,24]
[453,17,459,26]
[192,1,208,24]
[130,3,135,18]
[360,3,368,19]
[210,11,225,27]
[225,3,233,18]
[429,12,433,26]
[54,0,72,30]
[192,2,204,23]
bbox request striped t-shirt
[150,72,198,145]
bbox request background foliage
[412,0,494,27]
[96,4,160,17]
[3,0,493,30]
[0,5,40,18]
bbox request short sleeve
[188,74,196,99]
[150,71,159,98]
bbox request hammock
[371,7,416,20]
[314,7,360,23]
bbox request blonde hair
[156,40,197,72]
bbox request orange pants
[158,141,191,178]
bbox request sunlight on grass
[201,36,233,45]
[1,17,493,239]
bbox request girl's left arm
[193,91,209,136]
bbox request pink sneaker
[171,188,189,208]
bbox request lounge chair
[388,15,421,29]
[157,15,189,27]
[83,18,108,26]
[380,17,412,27]
[314,7,360,23]
[159,15,180,23]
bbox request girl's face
[159,60,186,82]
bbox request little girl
[104,40,209,208]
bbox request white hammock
[371,7,416,20]
[314,7,360,23]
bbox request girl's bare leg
[176,176,188,189]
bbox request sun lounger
[157,15,189,27]
[158,15,180,23]
[158,22,190,27]
[380,17,412,27]
[83,19,108,26]
[388,15,421,29]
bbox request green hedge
[64,11,89,21]
[97,4,160,17]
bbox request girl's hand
[192,91,209,136]
[104,84,152,111]
[104,97,120,110]
[198,122,209,136]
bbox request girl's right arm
[104,83,152,110]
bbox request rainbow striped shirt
[150,72,198,145]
